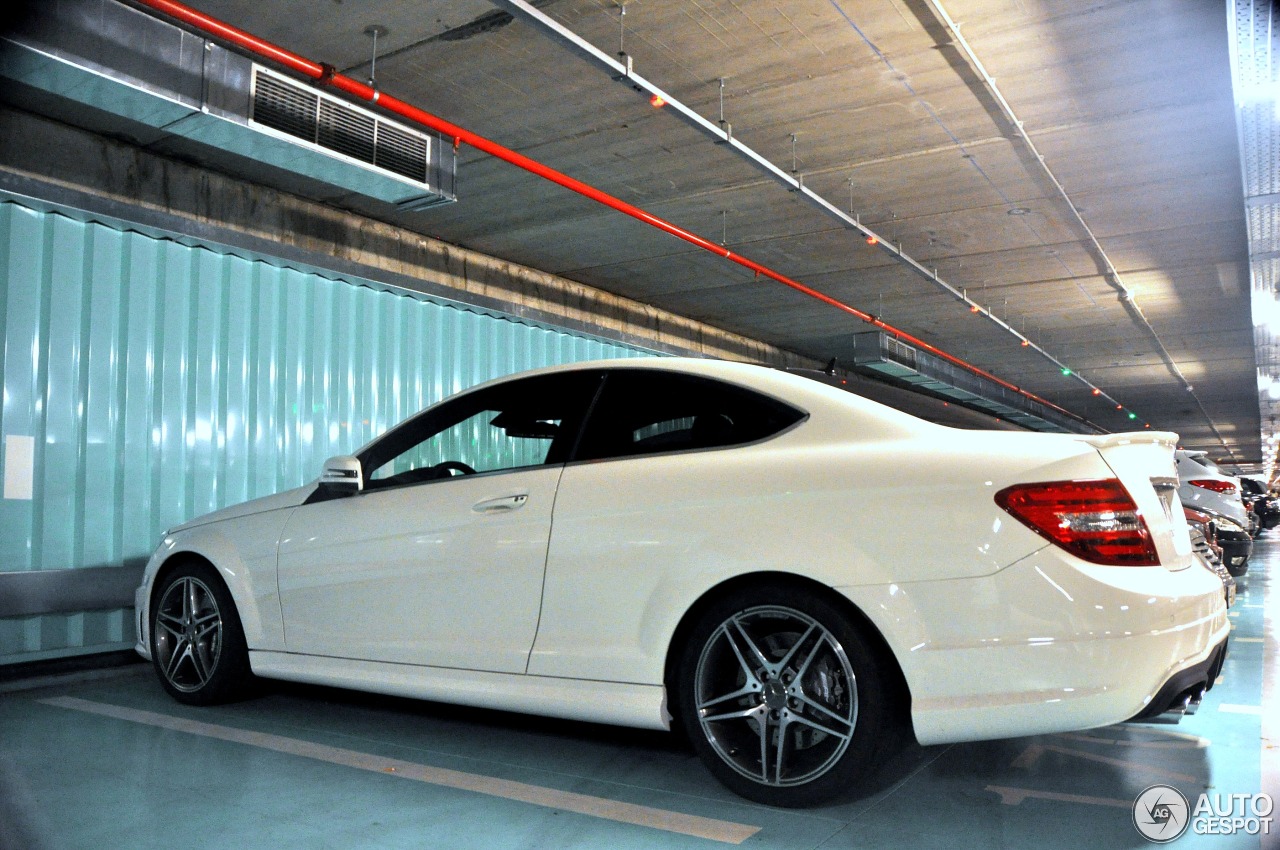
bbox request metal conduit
[920,0,1237,461]
[489,0,1133,422]
[132,0,1095,428]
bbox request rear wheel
[675,583,899,807]
[151,562,253,705]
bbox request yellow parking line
[40,696,761,845]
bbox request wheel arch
[147,551,257,704]
[149,551,221,613]
[662,571,915,741]
[147,551,254,656]
[143,528,280,651]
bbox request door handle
[472,494,529,513]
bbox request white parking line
[986,785,1131,809]
[1263,555,1279,813]
[40,696,761,845]
[1008,743,1198,782]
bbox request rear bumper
[1218,531,1251,576]
[840,550,1230,746]
[1128,636,1228,721]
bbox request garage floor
[2,545,1275,850]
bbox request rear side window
[573,370,805,462]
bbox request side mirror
[319,455,364,495]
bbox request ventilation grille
[251,68,431,187]
[882,335,918,370]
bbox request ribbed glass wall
[0,199,653,663]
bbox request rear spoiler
[1074,431,1179,450]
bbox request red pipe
[134,0,1087,426]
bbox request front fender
[138,506,299,655]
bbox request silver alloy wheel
[694,605,857,787]
[153,576,224,693]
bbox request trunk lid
[1078,431,1191,570]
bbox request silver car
[1176,450,1251,575]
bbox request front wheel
[675,583,900,807]
[151,562,253,705]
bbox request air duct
[0,0,455,210]
[851,332,1085,433]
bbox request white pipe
[921,0,1240,458]
[489,0,1135,412]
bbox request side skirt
[250,650,670,731]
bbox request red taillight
[995,478,1159,566]
[1189,479,1237,495]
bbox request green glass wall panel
[0,199,654,662]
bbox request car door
[276,370,601,674]
[529,368,807,683]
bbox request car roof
[471,357,946,439]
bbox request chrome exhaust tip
[1146,693,1193,724]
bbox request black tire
[675,582,900,807]
[150,562,253,705]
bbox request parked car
[1175,450,1251,577]
[1239,477,1280,535]
[135,359,1229,806]
[1184,506,1236,608]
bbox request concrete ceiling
[43,1,1272,464]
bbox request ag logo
[1133,784,1190,842]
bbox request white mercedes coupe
[134,358,1229,806]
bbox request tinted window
[362,371,602,489]
[573,370,804,462]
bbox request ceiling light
[1252,288,1280,331]
[1008,207,1031,216]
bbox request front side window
[573,370,805,462]
[362,371,602,489]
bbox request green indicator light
[1128,412,1137,420]
[1061,368,1072,376]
